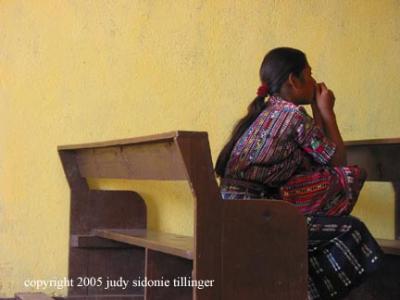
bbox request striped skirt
[306,215,383,300]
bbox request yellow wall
[0,0,399,297]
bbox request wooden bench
[58,131,307,300]
[345,138,400,255]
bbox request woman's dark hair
[215,47,308,177]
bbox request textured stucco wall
[0,0,399,296]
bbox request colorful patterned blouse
[224,96,336,187]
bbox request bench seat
[93,229,193,260]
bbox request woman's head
[259,47,315,103]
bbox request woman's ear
[288,72,302,90]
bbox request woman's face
[297,65,316,104]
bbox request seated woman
[215,47,383,300]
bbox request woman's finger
[316,83,322,94]
[320,82,328,91]
[329,90,336,100]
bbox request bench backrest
[346,138,400,182]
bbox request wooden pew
[344,138,400,300]
[345,138,400,255]
[58,131,307,300]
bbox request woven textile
[280,165,367,216]
[222,96,366,215]
[307,216,383,300]
[224,96,336,187]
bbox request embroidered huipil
[221,96,365,216]
[225,96,335,186]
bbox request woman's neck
[272,92,311,106]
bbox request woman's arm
[311,101,325,132]
[315,83,347,166]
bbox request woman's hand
[315,82,336,115]
[314,82,347,166]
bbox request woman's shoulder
[267,96,306,116]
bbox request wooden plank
[221,200,308,300]
[345,143,400,181]
[58,151,91,296]
[75,142,187,180]
[68,248,89,295]
[87,248,145,296]
[87,190,146,232]
[345,138,400,146]
[175,134,222,300]
[54,296,144,299]
[15,293,53,300]
[145,249,192,300]
[395,182,400,239]
[377,238,400,255]
[58,131,207,150]
[93,229,193,260]
[71,235,137,248]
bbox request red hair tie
[257,83,269,97]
